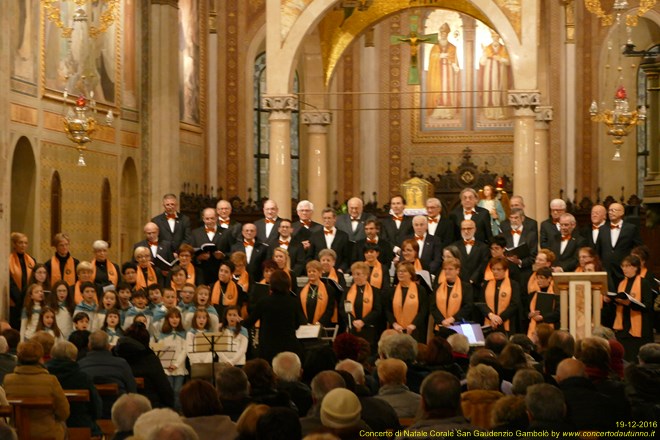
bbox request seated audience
[318,388,370,439]
[272,351,313,417]
[133,408,185,439]
[624,342,660,421]
[446,333,470,375]
[216,366,253,421]
[490,395,528,431]
[180,379,237,440]
[46,341,102,436]
[301,371,347,436]
[377,333,429,393]
[3,340,70,440]
[243,358,297,410]
[0,335,17,384]
[110,393,152,440]
[236,403,270,440]
[256,407,302,440]
[510,368,544,396]
[525,384,574,432]
[375,358,421,418]
[460,364,503,429]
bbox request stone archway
[120,157,140,262]
[10,136,37,243]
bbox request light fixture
[584,0,656,27]
[44,1,117,165]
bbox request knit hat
[608,339,625,379]
[320,388,362,429]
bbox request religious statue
[479,30,510,120]
[426,23,460,119]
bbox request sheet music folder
[192,332,236,353]
[296,324,322,340]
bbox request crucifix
[390,15,438,85]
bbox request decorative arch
[50,172,62,240]
[10,137,37,242]
[120,158,140,261]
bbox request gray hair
[88,330,110,351]
[272,352,302,382]
[550,199,567,210]
[297,200,314,211]
[50,341,78,362]
[146,423,199,440]
[446,333,469,355]
[92,240,109,251]
[378,333,418,362]
[335,359,365,385]
[133,408,182,439]
[0,336,8,354]
[111,393,152,432]
[466,364,499,391]
[525,384,565,422]
[511,368,544,395]
[310,371,345,402]
[638,343,660,364]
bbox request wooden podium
[552,272,608,340]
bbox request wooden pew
[63,390,92,440]
[93,383,119,439]
[6,396,55,440]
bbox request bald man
[597,202,642,290]
[255,199,282,242]
[556,358,621,430]
[336,197,376,242]
[191,207,229,285]
[581,204,607,249]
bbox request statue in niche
[426,23,460,119]
[479,29,510,120]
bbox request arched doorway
[120,158,140,261]
[10,137,37,244]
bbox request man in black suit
[216,199,242,249]
[451,219,490,287]
[191,207,228,286]
[352,219,395,269]
[230,223,269,282]
[336,197,375,242]
[581,204,607,250]
[540,198,566,249]
[381,195,413,248]
[133,222,176,277]
[425,197,455,251]
[500,208,538,276]
[500,195,538,238]
[597,202,643,289]
[547,213,585,272]
[255,199,281,243]
[292,200,323,251]
[449,188,492,244]
[309,208,351,272]
[267,218,306,278]
[405,215,443,275]
[151,193,192,249]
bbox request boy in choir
[123,289,152,330]
[147,284,168,339]
[162,287,178,309]
[178,283,197,330]
[68,312,91,359]
[73,282,99,331]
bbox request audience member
[319,388,370,439]
[243,358,297,410]
[0,420,17,440]
[525,383,573,431]
[216,366,253,421]
[256,407,302,440]
[375,358,421,418]
[446,333,470,374]
[180,379,236,440]
[510,368,544,396]
[301,371,347,436]
[490,395,528,431]
[133,408,183,439]
[624,342,660,420]
[110,393,152,440]
[460,364,503,429]
[0,335,17,384]
[236,403,270,440]
[272,351,313,417]
[378,333,428,393]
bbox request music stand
[191,332,234,386]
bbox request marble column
[207,0,219,191]
[534,106,553,221]
[641,59,660,221]
[302,111,332,223]
[562,0,577,199]
[508,91,541,220]
[0,1,9,320]
[359,34,379,200]
[148,0,180,214]
[263,95,298,217]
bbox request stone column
[562,0,577,199]
[302,111,332,222]
[641,59,660,220]
[534,106,553,221]
[359,33,379,199]
[0,1,9,320]
[508,91,541,220]
[207,0,219,190]
[263,95,298,217]
[148,0,180,214]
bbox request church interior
[2,1,659,273]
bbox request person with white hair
[0,335,16,384]
[111,393,152,439]
[336,197,376,242]
[547,213,586,272]
[133,408,183,439]
[293,200,322,250]
[91,240,121,289]
[540,198,567,249]
[272,352,312,416]
[449,188,493,244]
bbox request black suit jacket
[217,219,243,252]
[403,234,443,275]
[336,213,376,242]
[428,216,456,252]
[352,237,395,269]
[548,233,586,272]
[151,212,192,250]
[230,240,269,282]
[292,220,323,242]
[255,218,282,243]
[133,239,176,274]
[266,237,307,279]
[452,239,490,286]
[430,280,474,325]
[190,226,227,286]
[540,218,561,249]
[500,222,539,271]
[449,206,493,244]
[579,224,603,250]
[500,217,538,238]
[308,229,351,272]
[597,221,643,287]
[381,216,413,247]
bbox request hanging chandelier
[584,0,657,26]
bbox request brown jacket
[460,389,503,430]
[3,364,70,440]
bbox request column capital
[301,111,332,126]
[508,90,541,116]
[262,95,298,111]
[535,105,554,128]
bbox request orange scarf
[346,283,373,318]
[613,276,643,338]
[212,280,239,306]
[484,264,509,282]
[326,268,339,283]
[234,271,248,292]
[135,265,157,290]
[527,288,556,338]
[50,255,76,285]
[392,282,419,328]
[485,277,513,331]
[437,270,446,285]
[182,264,196,286]
[369,263,383,289]
[413,259,423,272]
[300,282,329,324]
[9,252,35,290]
[91,259,118,286]
[435,280,462,320]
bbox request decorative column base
[302,111,332,223]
